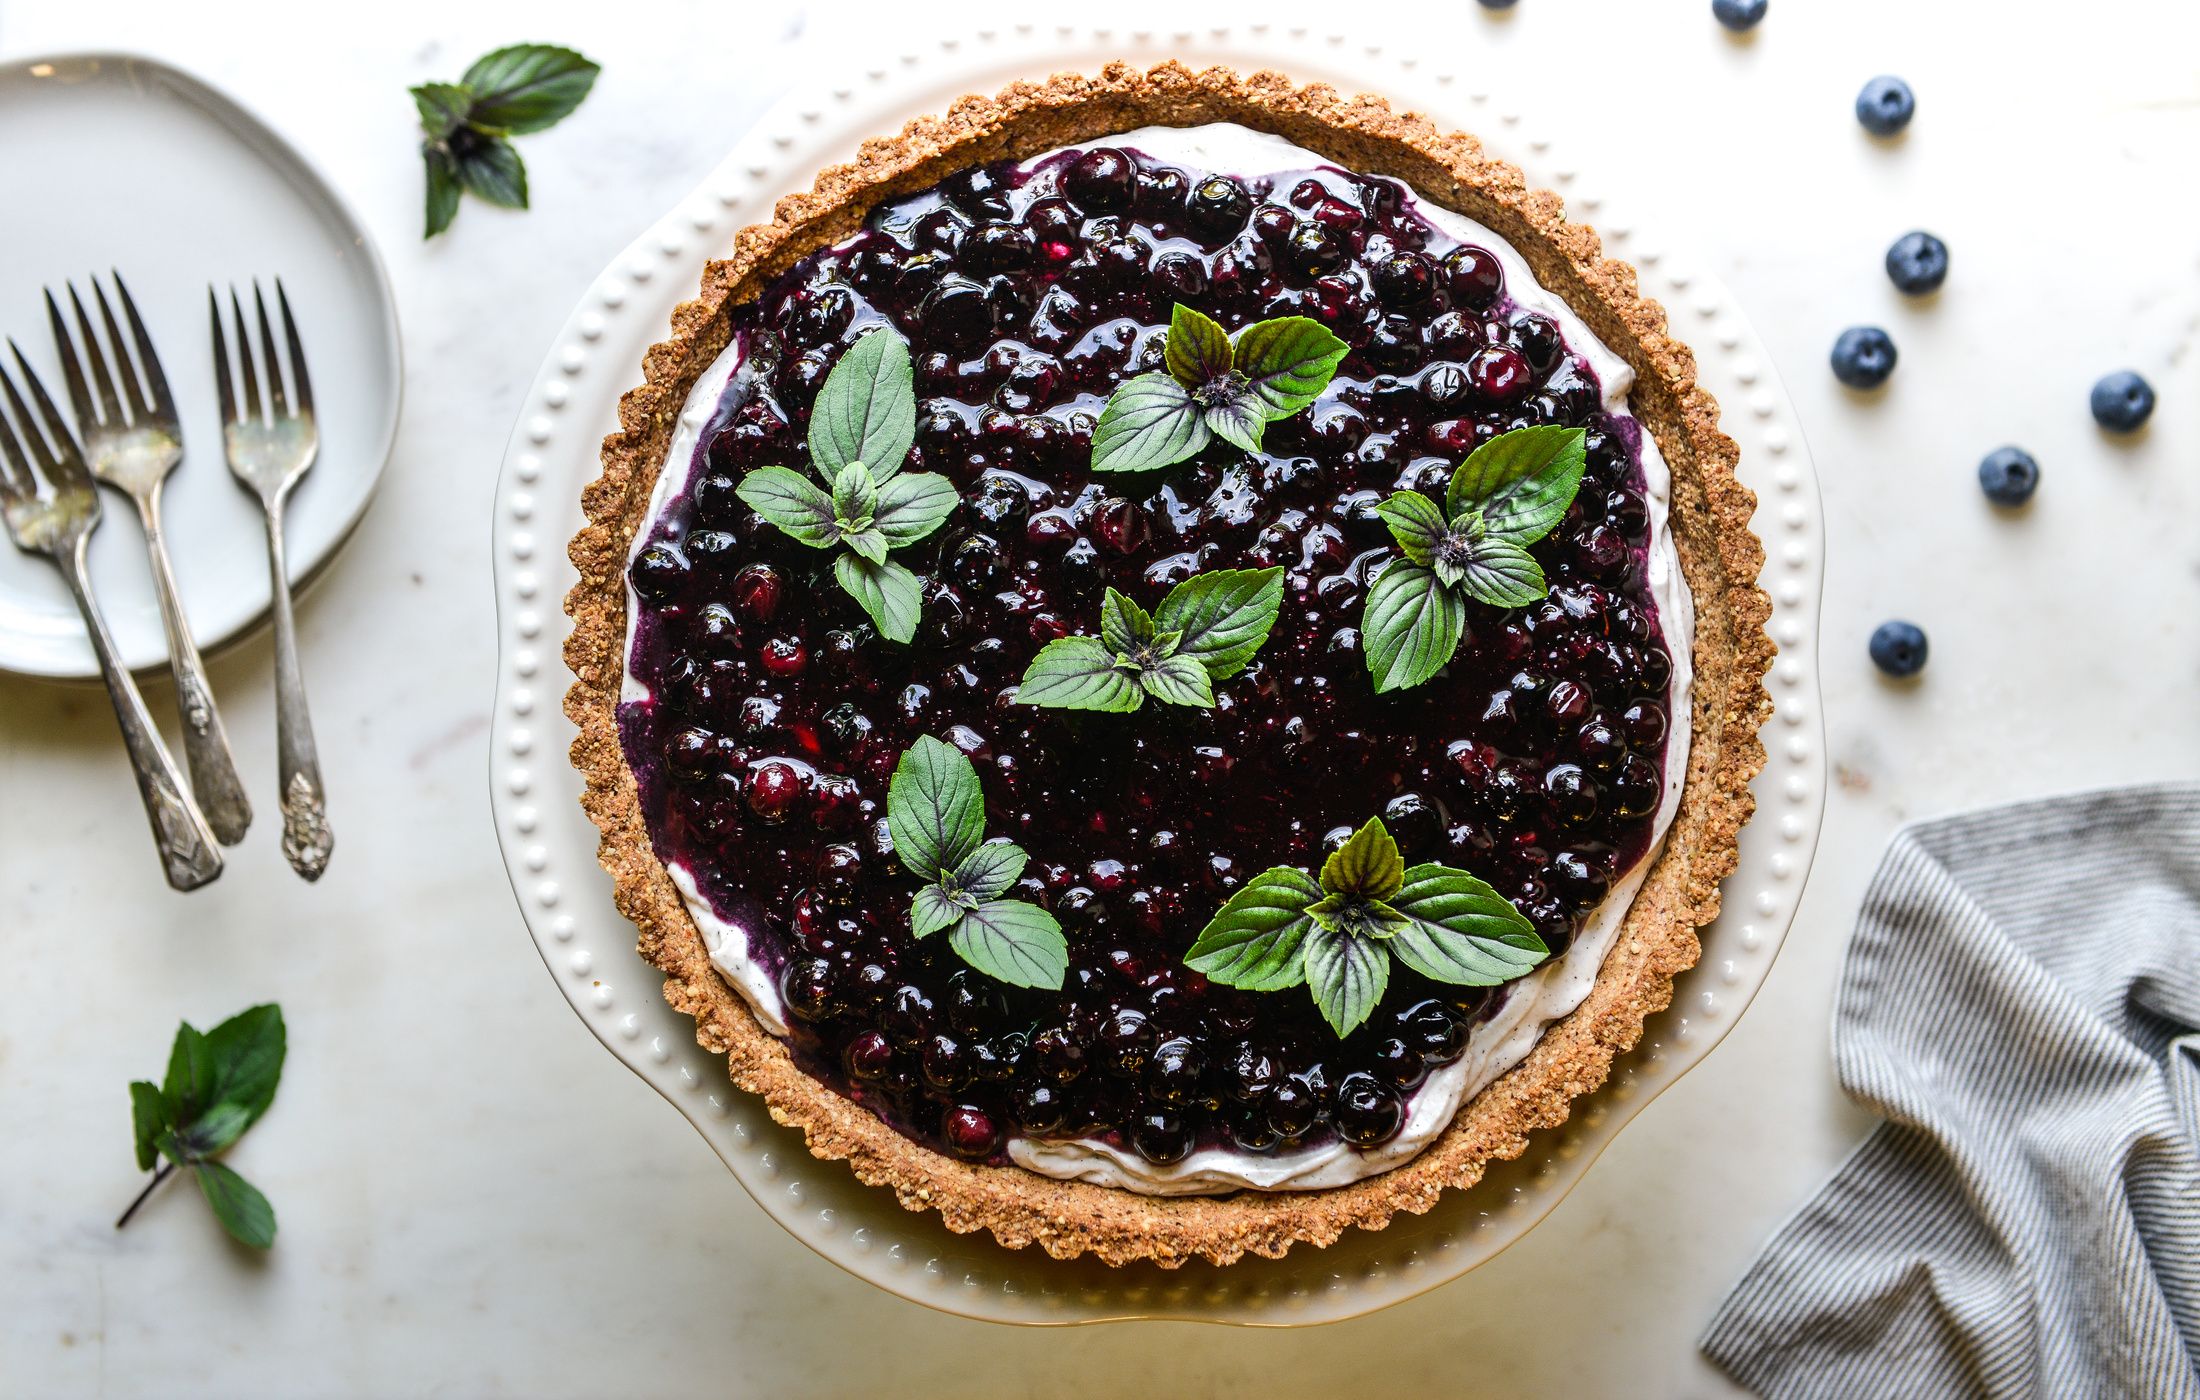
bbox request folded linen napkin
[1701,783,2200,1399]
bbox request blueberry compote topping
[621,140,1677,1171]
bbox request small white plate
[492,23,1827,1325]
[0,52,400,680]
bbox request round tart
[565,62,1771,1266]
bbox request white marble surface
[2,1,2196,1395]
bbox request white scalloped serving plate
[489,21,1826,1326]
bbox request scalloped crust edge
[563,60,1773,1269]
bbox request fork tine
[109,273,175,422]
[209,287,237,425]
[252,281,288,418]
[9,341,91,488]
[276,280,313,416]
[45,288,102,431]
[0,365,35,500]
[90,279,154,422]
[229,289,262,421]
[0,346,60,480]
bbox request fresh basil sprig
[1361,425,1589,694]
[1016,567,1284,712]
[414,44,600,238]
[118,1004,286,1248]
[1091,305,1349,474]
[1183,818,1547,1037]
[887,737,1067,988]
[735,328,958,643]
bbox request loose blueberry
[1712,0,1767,29]
[1830,326,1897,390]
[2090,371,2155,433]
[1884,231,1949,295]
[1477,0,1518,8]
[1976,447,2039,507]
[1856,76,1916,136]
[1869,620,1929,678]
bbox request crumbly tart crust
[565,61,1773,1268]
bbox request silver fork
[0,343,222,890]
[48,275,252,845]
[211,281,332,881]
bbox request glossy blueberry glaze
[619,144,1677,1166]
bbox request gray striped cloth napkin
[1702,783,2200,1399]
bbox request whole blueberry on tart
[565,65,1771,1267]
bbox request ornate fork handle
[135,484,252,844]
[59,541,222,890]
[261,496,331,880]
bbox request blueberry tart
[565,63,1771,1266]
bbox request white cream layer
[625,123,1695,1196]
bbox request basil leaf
[453,135,528,209]
[1319,816,1405,901]
[885,735,985,883]
[1015,636,1144,712]
[830,461,877,526]
[871,471,958,548]
[735,466,841,549]
[1183,868,1321,991]
[1099,588,1154,657]
[162,1023,216,1124]
[911,883,967,939]
[1163,303,1234,387]
[411,82,473,141]
[180,1101,254,1157]
[1386,864,1548,985]
[1375,491,1448,567]
[1361,559,1467,694]
[154,1127,194,1170]
[1202,387,1267,455]
[809,327,916,483]
[1454,536,1549,609]
[1310,893,1413,942]
[1152,567,1284,680]
[953,841,1028,902]
[1231,316,1350,419]
[1092,371,1210,474]
[459,44,601,135]
[203,1004,286,1132]
[422,149,462,238]
[840,529,888,565]
[1303,923,1390,1037]
[832,553,922,643]
[193,1161,276,1249]
[947,901,1068,989]
[1445,424,1587,544]
[130,1081,168,1173]
[1138,653,1214,708]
